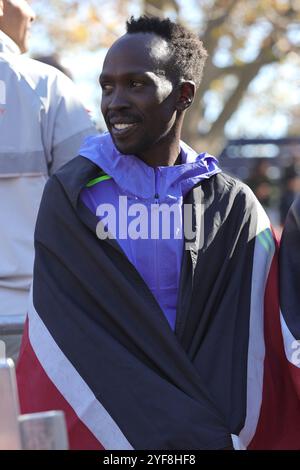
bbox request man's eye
[131,81,143,88]
[101,84,113,93]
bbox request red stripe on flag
[249,251,300,449]
[16,319,104,450]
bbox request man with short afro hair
[126,15,208,88]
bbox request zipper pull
[154,167,160,203]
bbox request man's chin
[110,136,137,156]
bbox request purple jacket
[80,133,221,329]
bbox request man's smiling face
[100,33,179,160]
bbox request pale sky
[28,0,300,139]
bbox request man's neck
[138,141,182,168]
[137,122,183,167]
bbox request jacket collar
[79,132,221,201]
[0,30,21,55]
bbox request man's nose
[107,88,130,110]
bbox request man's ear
[176,81,195,112]
[0,1,3,17]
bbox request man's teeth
[113,123,135,130]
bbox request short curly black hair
[126,16,207,88]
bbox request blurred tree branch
[31,0,300,153]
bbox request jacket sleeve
[41,69,96,175]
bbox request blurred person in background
[33,53,73,79]
[246,159,278,220]
[34,54,96,124]
[0,0,95,362]
[17,16,300,450]
[280,157,300,225]
[279,194,300,396]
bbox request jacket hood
[79,132,221,201]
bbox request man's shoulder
[1,53,58,82]
[0,52,23,81]
[45,155,100,199]
[284,194,300,234]
[208,170,256,202]
[35,156,99,239]
[2,53,75,104]
[55,154,99,177]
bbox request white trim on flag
[236,201,274,449]
[280,312,300,369]
[27,287,133,450]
